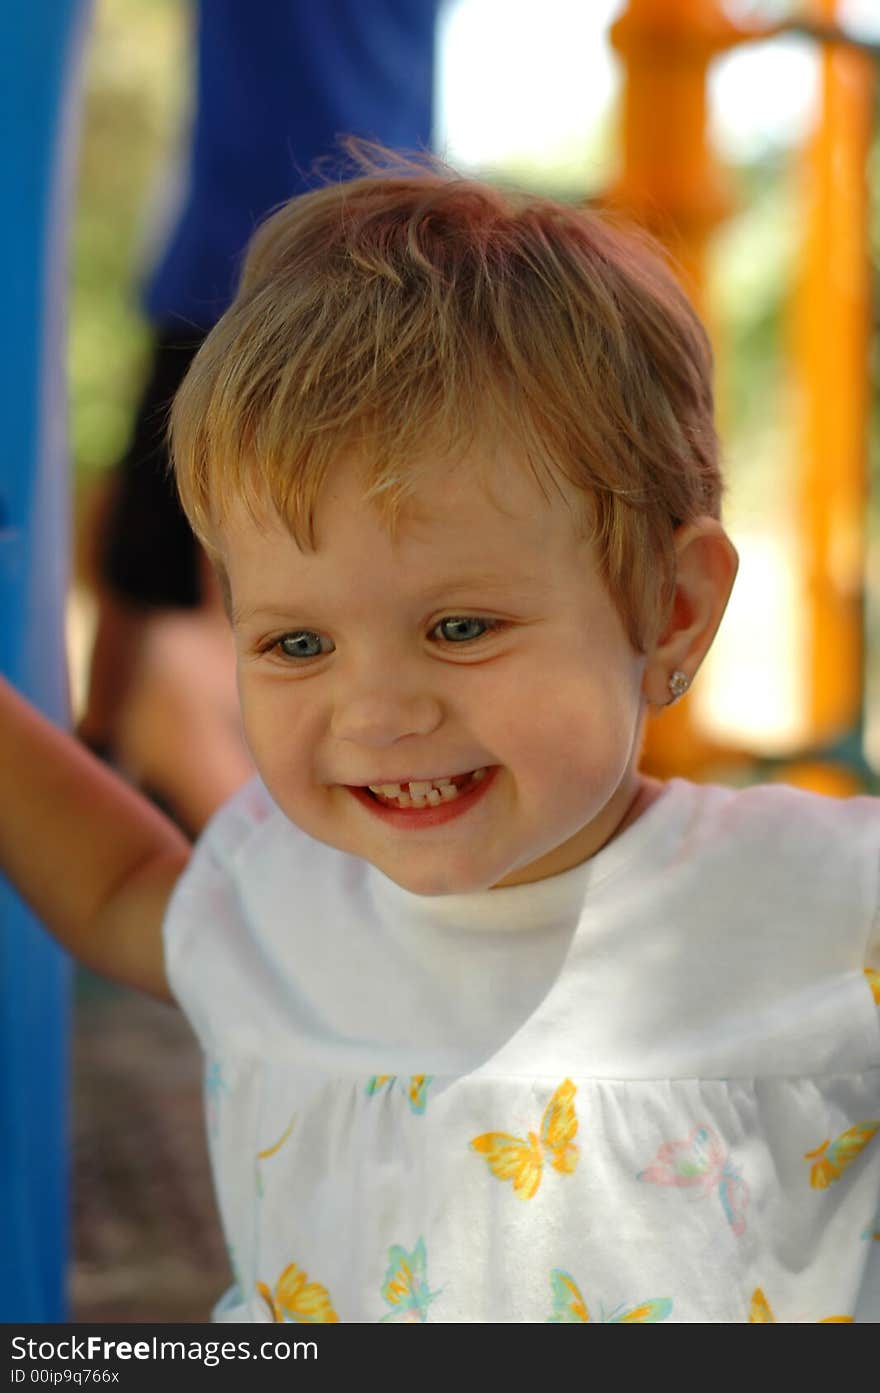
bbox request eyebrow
[231,603,294,628]
[421,572,546,598]
[231,573,547,627]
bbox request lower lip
[347,767,498,829]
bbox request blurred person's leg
[79,334,253,832]
[100,333,205,612]
[78,331,204,758]
[113,555,251,838]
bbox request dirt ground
[70,971,231,1323]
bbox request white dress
[163,776,880,1323]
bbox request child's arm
[0,675,191,1002]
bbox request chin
[388,870,464,898]
[384,859,496,898]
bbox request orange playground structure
[609,0,876,793]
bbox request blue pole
[0,0,90,1321]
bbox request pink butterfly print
[637,1124,749,1236]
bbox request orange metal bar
[608,0,738,298]
[790,0,873,747]
[607,0,749,778]
[608,0,874,785]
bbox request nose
[330,674,444,748]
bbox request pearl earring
[667,670,690,703]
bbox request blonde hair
[170,142,722,651]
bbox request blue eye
[277,631,334,659]
[434,616,495,643]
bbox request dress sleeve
[161,775,274,1039]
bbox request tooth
[410,794,428,808]
[369,783,401,796]
[472,768,486,782]
[408,781,433,796]
[439,785,459,801]
[426,789,441,806]
[396,793,412,808]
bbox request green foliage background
[69,0,188,482]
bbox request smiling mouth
[362,769,487,809]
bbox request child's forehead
[218,444,594,560]
[327,446,593,549]
[215,449,602,624]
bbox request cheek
[237,678,316,779]
[491,658,644,780]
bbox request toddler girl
[2,147,878,1322]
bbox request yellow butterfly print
[257,1114,296,1161]
[407,1074,431,1113]
[367,1075,394,1092]
[255,1113,296,1198]
[748,1288,774,1323]
[548,1269,672,1323]
[379,1237,442,1322]
[365,1075,433,1114]
[748,1288,852,1323]
[470,1079,579,1200]
[257,1264,339,1323]
[804,1122,879,1189]
[866,968,880,1006]
[548,1269,589,1322]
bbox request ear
[642,518,738,708]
